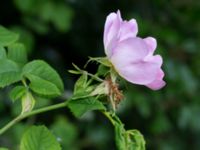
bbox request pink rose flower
[104,10,166,90]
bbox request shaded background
[0,0,200,149]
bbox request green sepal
[97,64,110,77]
[74,72,88,94]
[86,57,112,67]
[21,92,35,114]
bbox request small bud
[21,92,35,114]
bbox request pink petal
[146,69,166,90]
[103,11,122,57]
[144,54,163,67]
[113,61,159,85]
[146,80,166,90]
[119,19,138,41]
[110,38,159,84]
[111,37,149,65]
[143,37,157,55]
[103,11,166,90]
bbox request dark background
[0,0,200,149]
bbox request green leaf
[0,26,19,47]
[22,60,64,97]
[20,125,61,150]
[8,43,28,66]
[115,123,127,150]
[0,148,9,150]
[126,130,146,150]
[51,117,78,150]
[67,97,106,117]
[9,85,27,102]
[24,17,49,34]
[11,26,35,53]
[115,125,146,150]
[105,113,146,150]
[52,4,74,32]
[40,1,54,22]
[0,47,7,59]
[26,74,61,97]
[0,59,22,88]
[14,0,34,13]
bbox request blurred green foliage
[0,0,200,149]
[14,0,74,33]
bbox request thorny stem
[0,101,68,135]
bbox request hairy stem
[0,101,68,135]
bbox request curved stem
[101,111,123,126]
[0,116,21,135]
[101,111,115,125]
[0,101,68,135]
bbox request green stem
[0,101,68,135]
[109,95,116,112]
[101,111,115,125]
[101,111,123,126]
